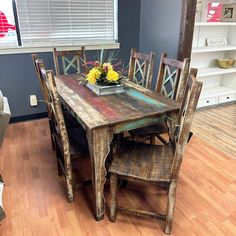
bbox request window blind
[16,0,117,47]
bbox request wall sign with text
[206,37,228,46]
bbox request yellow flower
[90,68,101,78]
[106,70,119,82]
[103,63,113,71]
[87,73,96,84]
[87,68,101,84]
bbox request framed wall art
[221,4,236,22]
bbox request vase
[86,83,125,96]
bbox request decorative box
[86,83,125,96]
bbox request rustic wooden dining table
[55,74,180,221]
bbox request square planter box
[86,83,125,96]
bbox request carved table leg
[87,127,113,221]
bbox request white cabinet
[192,0,236,108]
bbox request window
[0,0,118,48]
[0,0,18,47]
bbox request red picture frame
[207,3,222,22]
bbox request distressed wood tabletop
[55,74,181,221]
[55,74,180,131]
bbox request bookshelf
[192,0,236,108]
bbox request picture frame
[221,4,236,22]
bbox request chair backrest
[53,47,88,76]
[32,54,45,96]
[39,67,70,156]
[169,72,202,179]
[32,56,53,118]
[128,48,155,89]
[155,53,190,102]
[32,54,39,77]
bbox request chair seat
[54,126,88,158]
[129,122,168,137]
[109,140,174,182]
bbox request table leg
[87,127,113,221]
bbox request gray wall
[0,0,141,118]
[0,52,54,118]
[139,0,182,89]
[118,0,141,65]
[0,0,183,118]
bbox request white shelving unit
[192,45,236,53]
[195,22,236,26]
[192,0,236,108]
[198,67,236,77]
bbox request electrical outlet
[30,95,38,107]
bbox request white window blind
[16,0,117,47]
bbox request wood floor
[192,103,236,158]
[0,118,236,236]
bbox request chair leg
[55,144,63,176]
[150,136,156,145]
[110,174,118,222]
[64,153,74,203]
[116,133,124,152]
[48,119,55,150]
[165,181,177,234]
[50,134,55,150]
[156,134,169,145]
[187,131,193,143]
[0,206,6,222]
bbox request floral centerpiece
[86,62,120,85]
[85,50,127,95]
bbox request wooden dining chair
[0,175,5,221]
[155,53,190,102]
[32,55,80,150]
[129,53,191,145]
[39,65,90,202]
[109,73,203,234]
[32,54,56,150]
[53,47,88,76]
[128,48,155,90]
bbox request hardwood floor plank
[192,104,236,158]
[0,118,235,235]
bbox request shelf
[195,22,236,26]
[198,67,236,78]
[200,85,236,98]
[193,1,236,108]
[192,45,236,53]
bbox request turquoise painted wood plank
[115,114,167,133]
[125,88,166,107]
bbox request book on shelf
[207,2,222,22]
